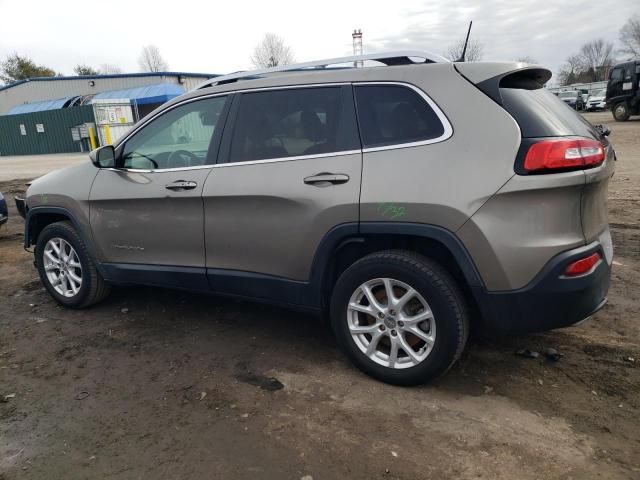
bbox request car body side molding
[100,263,210,292]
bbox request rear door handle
[303,173,350,186]
[165,180,197,191]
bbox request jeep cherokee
[16,52,615,385]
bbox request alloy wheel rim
[43,237,83,298]
[347,278,436,369]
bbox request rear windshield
[500,87,599,138]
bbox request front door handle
[303,172,350,186]
[165,180,197,191]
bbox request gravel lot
[0,153,86,182]
[0,111,639,479]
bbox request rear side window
[354,85,445,148]
[228,87,358,163]
[500,87,598,139]
[624,65,634,81]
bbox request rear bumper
[15,196,26,219]
[474,241,610,334]
[0,193,9,225]
[0,194,7,225]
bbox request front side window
[610,68,623,82]
[354,84,446,148]
[228,87,352,163]
[121,96,227,170]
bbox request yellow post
[88,126,97,150]
[104,125,112,145]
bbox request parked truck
[607,59,640,121]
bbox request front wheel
[613,102,630,121]
[35,221,111,308]
[330,251,469,386]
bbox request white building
[0,71,215,115]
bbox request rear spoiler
[454,62,552,105]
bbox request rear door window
[354,84,446,148]
[227,86,358,163]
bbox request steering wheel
[168,150,200,168]
[125,152,158,169]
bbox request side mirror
[89,145,116,168]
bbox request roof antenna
[456,21,473,62]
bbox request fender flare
[307,221,485,306]
[24,206,104,276]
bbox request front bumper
[474,241,610,334]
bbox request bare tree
[99,63,123,74]
[250,33,294,68]
[445,38,484,62]
[579,39,615,82]
[619,15,640,58]
[138,45,169,72]
[516,56,538,64]
[557,54,582,86]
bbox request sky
[0,0,637,85]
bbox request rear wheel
[35,221,111,308]
[613,102,630,121]
[330,251,469,385]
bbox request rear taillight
[564,252,602,277]
[523,138,605,173]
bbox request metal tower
[352,29,363,67]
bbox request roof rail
[194,51,449,90]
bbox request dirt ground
[0,111,639,479]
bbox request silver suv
[17,52,615,385]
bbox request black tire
[35,221,111,308]
[613,102,630,122]
[330,250,469,386]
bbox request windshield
[559,91,577,99]
[593,89,606,97]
